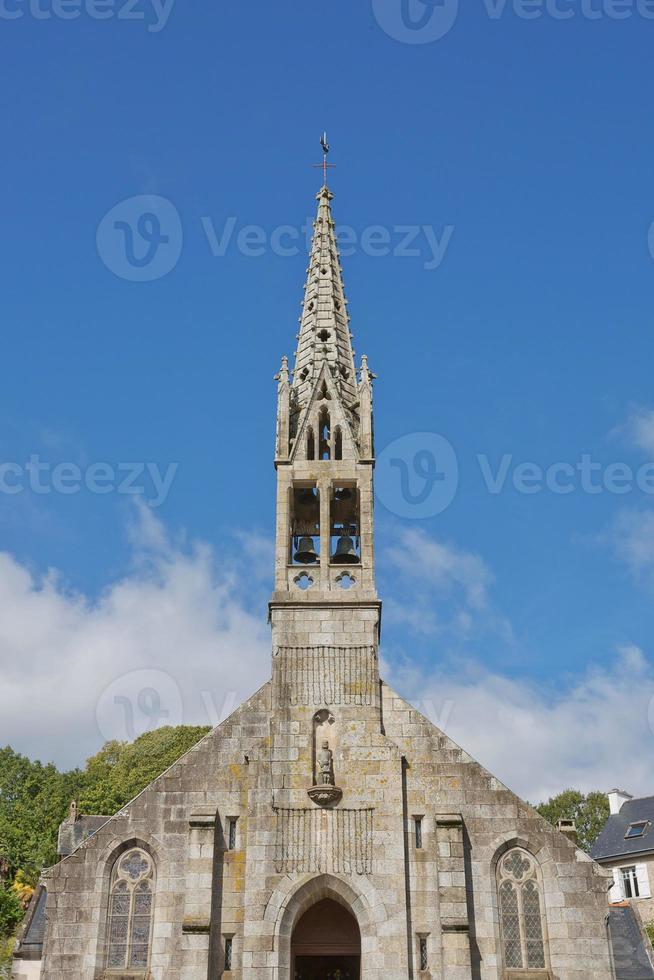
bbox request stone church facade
[24,184,617,979]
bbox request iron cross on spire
[313,132,336,185]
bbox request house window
[497,848,548,973]
[622,866,640,899]
[414,816,423,850]
[625,821,648,840]
[224,935,233,971]
[227,818,238,851]
[106,847,154,972]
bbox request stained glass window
[497,848,548,974]
[106,848,154,972]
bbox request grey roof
[57,813,110,858]
[591,796,654,861]
[609,905,654,979]
[14,884,47,960]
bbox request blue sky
[3,0,654,798]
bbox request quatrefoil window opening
[294,572,314,591]
[503,850,532,882]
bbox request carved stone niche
[308,709,342,807]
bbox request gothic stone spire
[292,185,357,411]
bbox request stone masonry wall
[38,671,616,980]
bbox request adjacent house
[591,790,654,919]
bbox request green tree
[79,726,210,815]
[0,887,22,941]
[535,789,609,853]
[0,747,85,884]
[0,725,209,942]
[0,932,16,979]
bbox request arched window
[106,847,155,972]
[497,848,548,973]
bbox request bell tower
[271,182,379,622]
[268,182,383,813]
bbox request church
[15,181,620,979]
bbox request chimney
[69,800,78,823]
[557,819,578,845]
[608,789,632,815]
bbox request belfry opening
[290,899,361,979]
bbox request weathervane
[313,132,336,186]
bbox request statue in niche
[308,710,342,807]
[318,739,334,786]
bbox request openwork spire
[292,186,357,410]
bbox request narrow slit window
[224,936,233,971]
[319,407,331,460]
[419,936,429,971]
[334,426,343,460]
[414,816,423,849]
[227,818,237,851]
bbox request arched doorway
[291,898,361,979]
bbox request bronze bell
[332,534,359,564]
[294,536,318,564]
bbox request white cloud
[4,511,654,809]
[385,644,654,802]
[608,508,654,585]
[0,503,270,768]
[382,528,511,641]
[616,405,654,456]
